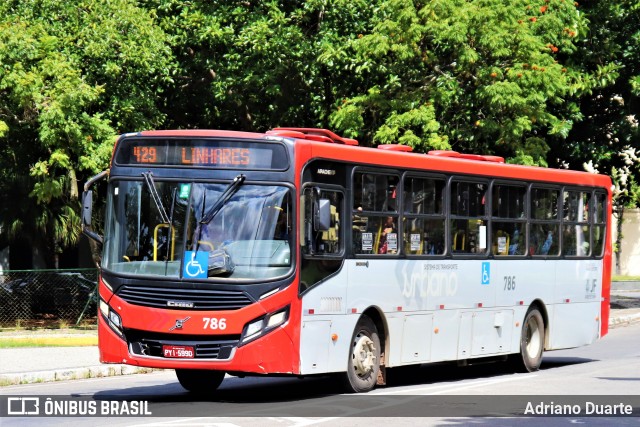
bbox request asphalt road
[2,321,640,426]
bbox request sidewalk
[2,294,639,387]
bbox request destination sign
[115,138,288,170]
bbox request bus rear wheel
[341,315,381,393]
[512,308,545,372]
[175,369,225,393]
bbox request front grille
[117,285,253,310]
[125,329,240,360]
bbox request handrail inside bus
[153,224,176,261]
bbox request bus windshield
[103,179,293,281]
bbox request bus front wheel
[512,308,545,372]
[341,315,381,393]
[175,369,225,393]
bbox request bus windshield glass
[103,179,293,281]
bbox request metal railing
[0,269,97,327]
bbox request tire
[175,369,225,393]
[341,315,381,393]
[512,308,545,372]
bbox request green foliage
[146,0,377,130]
[0,0,174,262]
[557,0,639,207]
[329,0,592,158]
[507,137,549,167]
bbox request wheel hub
[352,335,377,376]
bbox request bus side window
[300,187,344,293]
[301,188,343,255]
[450,180,488,254]
[403,176,445,255]
[319,202,340,253]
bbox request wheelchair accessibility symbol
[183,251,207,279]
[481,262,490,285]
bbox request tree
[145,0,378,131]
[557,1,639,274]
[330,0,594,157]
[0,0,175,266]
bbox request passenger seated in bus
[378,216,397,254]
[508,228,522,255]
[540,230,553,255]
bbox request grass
[612,275,640,282]
[0,336,98,348]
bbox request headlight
[244,319,265,342]
[267,310,287,328]
[109,310,122,330]
[240,306,289,346]
[99,300,109,317]
[100,298,124,338]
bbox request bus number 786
[504,276,516,291]
[203,317,227,330]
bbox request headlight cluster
[240,306,289,346]
[100,298,123,338]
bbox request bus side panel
[549,302,600,349]
[549,260,603,349]
[299,273,354,375]
[493,260,555,311]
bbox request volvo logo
[169,316,191,331]
[167,300,194,308]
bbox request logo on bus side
[401,263,459,298]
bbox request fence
[0,269,98,327]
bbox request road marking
[370,374,537,395]
[128,419,239,427]
[275,417,341,427]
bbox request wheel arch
[529,299,549,349]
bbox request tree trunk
[615,204,624,276]
[68,167,78,200]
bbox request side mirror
[82,190,93,227]
[81,170,108,245]
[315,199,331,232]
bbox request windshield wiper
[142,171,169,223]
[165,187,178,275]
[200,174,246,224]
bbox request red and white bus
[82,127,612,393]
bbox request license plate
[162,345,195,359]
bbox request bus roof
[121,128,612,190]
[303,140,612,189]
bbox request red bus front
[93,132,303,386]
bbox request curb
[609,312,640,328]
[0,365,161,387]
